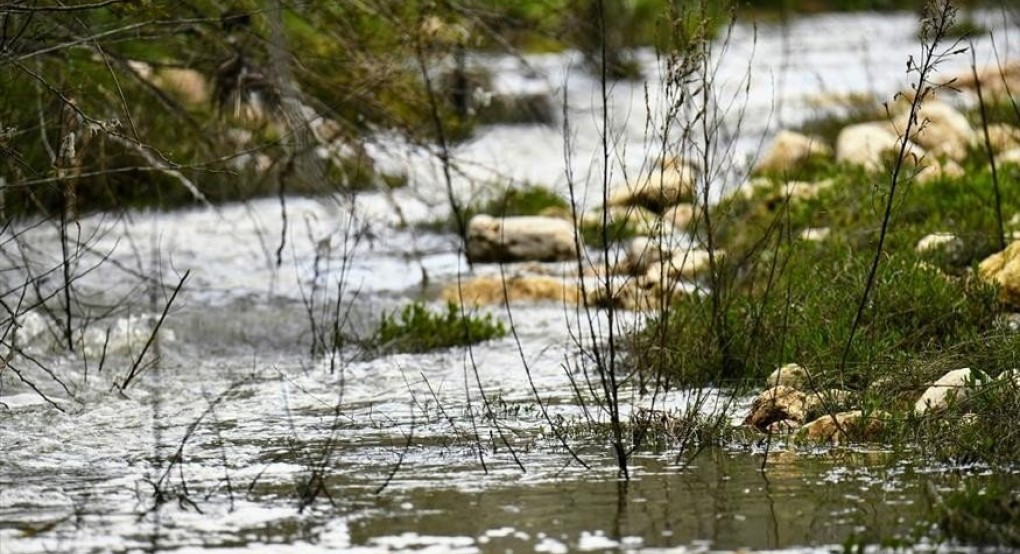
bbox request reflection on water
[2,358,1015,554]
[348,450,937,552]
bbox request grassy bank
[626,131,1020,461]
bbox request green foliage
[904,366,1020,465]
[553,409,742,453]
[579,216,641,248]
[965,97,1020,128]
[422,183,568,233]
[635,158,1019,389]
[940,14,988,39]
[376,301,506,353]
[630,243,1001,387]
[934,479,1020,546]
[708,163,1020,270]
[479,183,569,217]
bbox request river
[1,10,1018,553]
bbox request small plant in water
[376,300,506,353]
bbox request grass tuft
[376,301,506,353]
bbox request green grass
[626,135,1020,460]
[634,160,1020,383]
[421,183,569,233]
[579,216,642,248]
[707,161,1020,269]
[629,242,1001,387]
[934,479,1020,546]
[376,301,506,354]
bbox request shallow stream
[2,10,1019,553]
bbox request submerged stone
[799,410,889,444]
[441,274,579,307]
[466,215,578,264]
[744,385,810,430]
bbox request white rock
[754,130,832,174]
[893,100,975,162]
[625,236,661,273]
[727,177,775,201]
[643,249,720,283]
[799,410,889,443]
[775,180,831,201]
[916,232,963,257]
[914,368,988,415]
[744,385,811,429]
[998,148,1020,167]
[608,162,696,212]
[662,203,695,230]
[466,215,578,263]
[767,363,812,389]
[153,67,210,105]
[914,159,964,184]
[799,227,830,242]
[985,124,1020,154]
[441,274,579,306]
[978,239,1020,306]
[994,368,1020,389]
[836,122,925,171]
[608,205,665,236]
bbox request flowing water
[2,11,1019,554]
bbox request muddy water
[3,10,1020,554]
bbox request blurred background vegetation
[0,0,996,217]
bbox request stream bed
[2,10,1020,553]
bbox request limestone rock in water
[754,130,832,174]
[608,162,696,213]
[442,274,579,307]
[466,215,578,263]
[914,368,989,415]
[625,236,662,274]
[893,101,975,162]
[799,410,889,443]
[744,385,810,430]
[583,278,679,312]
[765,419,801,434]
[803,389,856,421]
[978,240,1020,306]
[766,363,812,389]
[836,122,924,171]
[442,273,579,308]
